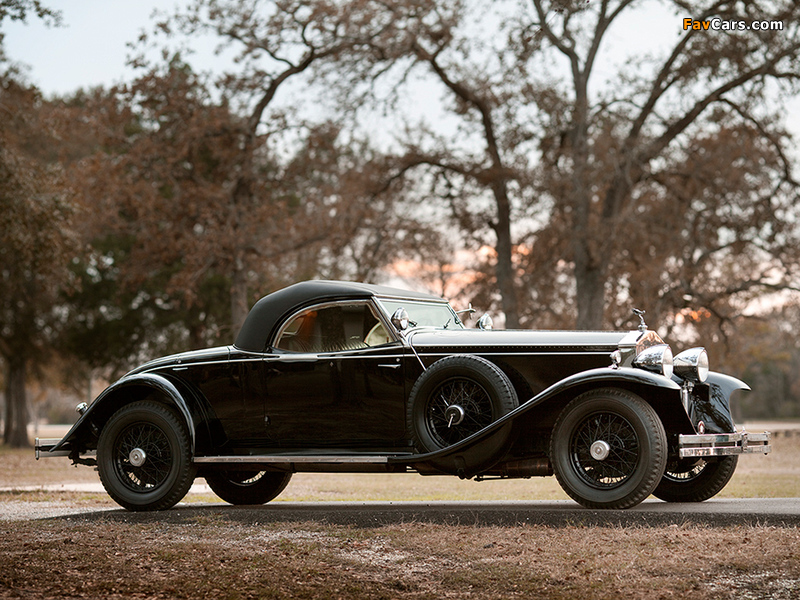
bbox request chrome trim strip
[194,455,399,464]
[153,353,408,370]
[155,357,262,370]
[413,350,615,355]
[678,431,771,458]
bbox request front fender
[691,372,749,434]
[51,373,197,454]
[395,367,680,475]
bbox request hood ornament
[632,308,647,332]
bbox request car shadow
[43,499,800,528]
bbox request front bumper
[678,431,771,458]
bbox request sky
[2,2,682,95]
[3,1,799,140]
[3,1,169,95]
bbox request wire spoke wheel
[570,411,640,489]
[406,355,519,474]
[98,400,195,511]
[426,377,495,447]
[550,388,666,510]
[653,455,738,503]
[205,470,293,505]
[112,422,173,491]
[663,459,706,483]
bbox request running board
[194,454,407,464]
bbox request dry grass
[1,430,798,599]
[0,516,798,599]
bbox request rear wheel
[550,388,667,509]
[97,401,195,511]
[652,456,738,502]
[205,470,293,505]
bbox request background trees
[0,62,77,446]
[2,0,800,440]
[525,0,800,330]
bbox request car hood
[407,328,629,353]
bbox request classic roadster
[36,280,770,511]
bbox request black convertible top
[234,280,445,352]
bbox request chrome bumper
[678,431,771,458]
[34,438,71,459]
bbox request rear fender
[51,373,196,454]
[397,367,681,476]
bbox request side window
[275,302,393,352]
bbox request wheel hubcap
[445,404,466,427]
[570,412,640,489]
[112,422,173,491]
[427,377,493,447]
[129,448,147,467]
[590,440,611,461]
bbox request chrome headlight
[633,344,674,379]
[673,347,709,383]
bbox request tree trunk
[4,356,30,448]
[568,71,607,330]
[491,181,520,329]
[573,243,606,330]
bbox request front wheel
[205,470,293,505]
[652,456,738,503]
[550,388,667,510]
[97,401,196,511]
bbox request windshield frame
[375,297,464,331]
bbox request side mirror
[477,314,493,330]
[391,308,410,332]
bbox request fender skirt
[49,373,197,455]
[391,367,680,478]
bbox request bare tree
[528,0,800,328]
[138,0,407,329]
[332,0,543,327]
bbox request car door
[261,300,407,449]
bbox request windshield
[377,299,464,330]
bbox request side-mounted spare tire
[407,355,519,465]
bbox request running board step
[194,454,411,464]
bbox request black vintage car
[37,280,770,511]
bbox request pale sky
[3,1,798,145]
[3,1,169,95]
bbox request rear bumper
[34,438,95,460]
[34,438,67,459]
[678,431,771,458]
